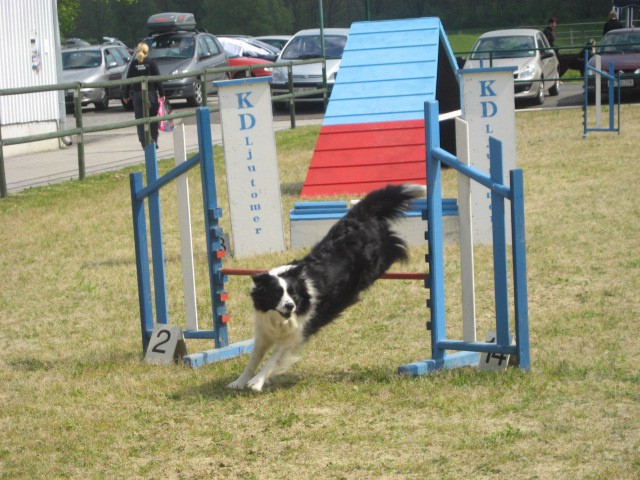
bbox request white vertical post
[174,124,199,331]
[455,118,477,343]
[595,54,602,128]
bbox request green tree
[58,0,80,38]
[64,0,144,45]
[201,0,293,35]
[63,0,611,47]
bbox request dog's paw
[247,376,265,392]
[227,378,248,390]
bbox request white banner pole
[174,124,199,331]
[455,117,477,343]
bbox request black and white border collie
[228,184,426,391]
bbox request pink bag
[158,97,173,132]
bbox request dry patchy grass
[0,107,639,479]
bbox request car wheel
[549,78,560,96]
[534,79,545,105]
[186,82,203,107]
[94,89,109,111]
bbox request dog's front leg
[246,345,288,392]
[228,335,272,390]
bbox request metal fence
[0,58,326,198]
[453,21,605,50]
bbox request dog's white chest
[256,312,301,342]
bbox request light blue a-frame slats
[324,17,452,126]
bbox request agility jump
[129,99,530,374]
[582,50,621,137]
[397,101,530,374]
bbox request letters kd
[479,80,498,118]
[237,91,256,130]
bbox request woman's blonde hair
[136,43,149,63]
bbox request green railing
[0,58,327,198]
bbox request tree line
[59,0,612,48]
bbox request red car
[227,56,272,78]
[587,28,640,98]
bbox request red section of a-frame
[300,120,427,197]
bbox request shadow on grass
[173,365,404,400]
[169,373,302,400]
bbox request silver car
[271,28,349,110]
[62,44,132,111]
[143,30,229,106]
[463,29,560,105]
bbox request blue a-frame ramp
[301,17,461,197]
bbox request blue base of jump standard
[398,352,481,376]
[130,107,254,367]
[183,339,254,368]
[398,101,530,376]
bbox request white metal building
[0,0,64,155]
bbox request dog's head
[250,269,310,319]
[251,272,296,319]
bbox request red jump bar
[219,268,427,280]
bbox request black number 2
[152,329,171,354]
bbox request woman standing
[124,43,165,149]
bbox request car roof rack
[147,12,197,33]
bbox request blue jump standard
[130,107,244,365]
[397,101,531,376]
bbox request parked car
[62,44,132,111]
[255,35,292,51]
[226,56,273,78]
[586,28,640,98]
[217,36,274,78]
[270,28,349,110]
[141,12,229,106]
[218,36,278,61]
[219,35,281,56]
[463,29,560,105]
[103,36,134,55]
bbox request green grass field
[1,106,639,479]
[447,33,479,55]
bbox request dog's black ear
[251,272,271,287]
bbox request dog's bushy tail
[351,184,426,221]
